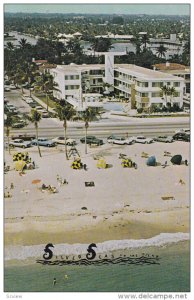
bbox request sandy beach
[4,139,190,251]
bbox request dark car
[173,133,190,142]
[80,136,103,146]
[12,134,36,141]
[12,122,26,128]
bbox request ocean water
[4,240,190,292]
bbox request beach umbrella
[146,156,156,166]
[121,158,132,168]
[71,158,82,170]
[171,155,182,165]
[15,160,26,171]
[97,158,106,169]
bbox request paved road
[10,120,190,139]
[5,89,190,139]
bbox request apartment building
[114,64,185,110]
[50,56,185,111]
[153,62,190,94]
[50,63,105,110]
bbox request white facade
[50,64,105,110]
[147,34,184,60]
[51,62,185,111]
[114,64,185,109]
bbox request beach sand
[4,141,190,249]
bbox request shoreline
[5,234,189,267]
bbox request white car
[9,139,31,148]
[35,106,44,110]
[52,136,76,146]
[113,137,128,145]
[4,86,10,92]
[9,84,17,90]
[26,98,34,104]
[133,136,153,144]
[125,137,135,145]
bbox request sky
[4,3,190,15]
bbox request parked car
[26,98,34,104]
[4,87,10,92]
[107,135,118,143]
[52,136,76,146]
[173,132,190,142]
[29,102,37,108]
[31,138,56,147]
[80,136,103,146]
[35,106,44,111]
[175,128,190,134]
[12,122,26,128]
[9,139,31,148]
[125,137,135,145]
[9,84,17,90]
[12,134,36,141]
[133,136,153,144]
[41,111,50,118]
[154,136,174,143]
[107,135,135,145]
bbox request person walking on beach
[53,277,57,286]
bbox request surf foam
[5,232,189,261]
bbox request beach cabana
[15,160,26,171]
[71,158,82,170]
[171,155,182,165]
[97,158,107,169]
[13,152,30,162]
[121,158,133,168]
[146,156,156,166]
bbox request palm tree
[55,100,76,160]
[30,109,42,157]
[156,45,167,58]
[22,62,38,96]
[131,35,141,55]
[33,73,56,111]
[19,38,31,49]
[141,34,149,49]
[82,108,96,154]
[160,85,169,106]
[4,114,13,155]
[168,86,177,105]
[6,42,14,51]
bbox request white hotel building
[50,54,185,111]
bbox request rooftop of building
[114,64,184,80]
[52,63,184,81]
[54,64,105,73]
[153,63,190,71]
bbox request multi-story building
[153,62,190,94]
[147,34,184,60]
[114,64,185,110]
[50,55,185,111]
[50,63,105,110]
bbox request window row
[65,75,79,80]
[65,85,80,90]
